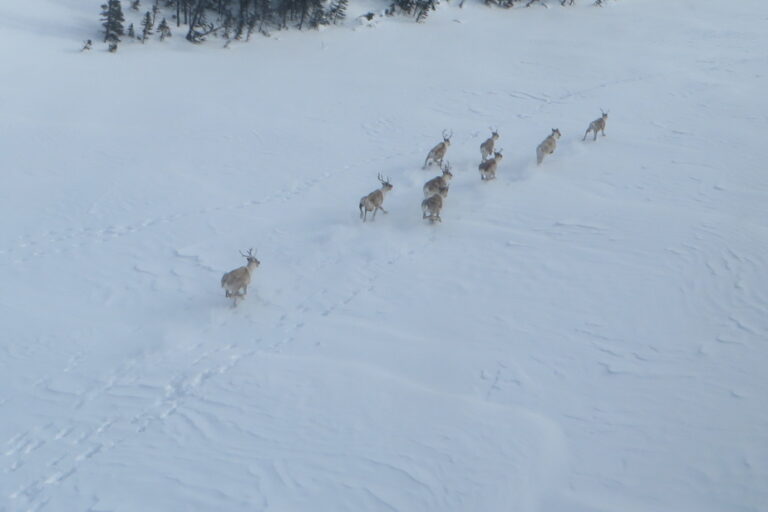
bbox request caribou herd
[363,110,608,225]
[222,111,608,305]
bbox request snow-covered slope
[1,1,767,511]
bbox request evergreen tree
[158,17,172,40]
[186,1,212,42]
[415,0,438,22]
[296,0,323,29]
[328,0,348,24]
[101,0,125,44]
[308,3,326,29]
[388,0,438,22]
[152,0,161,24]
[93,0,466,47]
[141,10,154,42]
[307,0,347,29]
[253,0,273,37]
[221,10,235,40]
[275,0,290,29]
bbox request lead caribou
[221,248,260,307]
[359,173,393,222]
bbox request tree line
[99,0,601,52]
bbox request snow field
[1,0,767,511]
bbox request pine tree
[158,17,172,40]
[485,0,516,6]
[389,0,415,16]
[152,0,161,24]
[184,1,219,43]
[220,7,235,39]
[308,3,325,29]
[131,0,140,10]
[101,0,125,44]
[253,0,272,37]
[388,0,438,22]
[328,0,348,24]
[128,22,136,38]
[415,0,438,22]
[297,0,323,29]
[141,11,154,42]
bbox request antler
[442,129,453,141]
[441,160,452,172]
[240,248,256,259]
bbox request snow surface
[1,0,767,511]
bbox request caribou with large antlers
[423,161,453,198]
[221,248,260,306]
[359,173,393,222]
[423,130,453,169]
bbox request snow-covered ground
[1,0,767,510]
